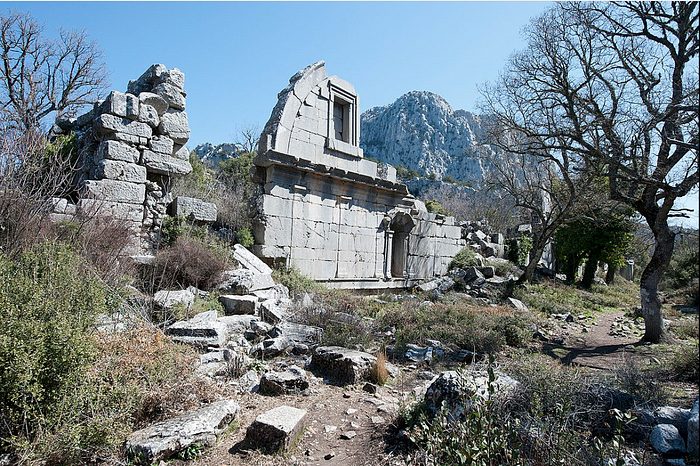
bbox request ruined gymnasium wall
[253,61,464,287]
[51,64,193,254]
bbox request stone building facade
[252,61,465,289]
[51,64,193,254]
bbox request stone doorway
[389,213,414,278]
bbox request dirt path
[544,310,641,371]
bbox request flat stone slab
[271,322,323,346]
[166,311,229,349]
[219,295,258,315]
[245,405,307,452]
[172,196,217,222]
[125,399,239,464]
[154,289,194,311]
[217,315,259,335]
[233,243,273,275]
[219,269,276,294]
[310,346,377,385]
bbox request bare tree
[232,122,261,154]
[0,11,108,131]
[480,2,698,342]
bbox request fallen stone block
[478,266,495,278]
[233,243,273,274]
[219,295,258,315]
[259,365,309,395]
[405,344,433,363]
[166,311,229,349]
[250,336,290,359]
[253,284,290,302]
[260,299,288,324]
[171,196,217,222]
[217,315,260,335]
[219,269,276,294]
[245,406,307,452]
[271,322,323,346]
[463,267,485,286]
[125,399,239,464]
[310,346,377,385]
[506,297,529,312]
[153,289,194,311]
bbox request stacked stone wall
[51,64,192,254]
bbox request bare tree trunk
[640,221,675,343]
[519,236,547,283]
[581,258,598,289]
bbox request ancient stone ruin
[50,64,196,254]
[252,61,465,289]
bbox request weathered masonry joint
[253,61,465,289]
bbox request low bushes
[149,236,229,292]
[449,247,479,270]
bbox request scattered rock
[219,269,276,294]
[506,297,529,312]
[271,322,323,346]
[250,336,290,359]
[245,406,307,452]
[165,311,229,349]
[259,365,310,395]
[310,346,378,385]
[687,396,699,457]
[153,289,194,311]
[656,406,692,438]
[340,431,357,440]
[405,344,433,363]
[650,424,686,455]
[125,400,239,464]
[218,295,258,315]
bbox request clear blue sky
[5,1,698,227]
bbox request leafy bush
[396,164,420,181]
[669,342,699,383]
[236,227,254,248]
[425,199,452,216]
[272,265,321,298]
[670,316,699,340]
[0,243,111,460]
[506,233,533,266]
[449,247,479,270]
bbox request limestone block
[218,295,258,316]
[110,132,144,145]
[218,269,276,294]
[95,114,152,138]
[139,92,169,116]
[174,144,189,160]
[142,150,192,176]
[78,199,144,223]
[158,111,190,143]
[138,103,159,127]
[259,366,309,395]
[245,406,307,452]
[262,195,293,217]
[271,322,322,346]
[233,243,273,274]
[160,68,185,89]
[84,179,146,204]
[149,136,174,155]
[154,289,195,311]
[96,160,147,184]
[165,311,229,349]
[172,196,217,222]
[507,297,529,312]
[310,346,377,385]
[97,140,140,163]
[656,406,692,438]
[153,83,186,110]
[104,91,140,120]
[490,233,504,245]
[260,299,288,324]
[217,315,260,335]
[125,400,239,464]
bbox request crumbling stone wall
[51,64,192,254]
[253,61,464,289]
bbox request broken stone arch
[383,210,416,279]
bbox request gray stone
[125,399,239,464]
[271,322,323,346]
[95,114,152,138]
[158,111,190,144]
[250,336,290,359]
[152,83,186,110]
[656,406,692,438]
[149,136,174,154]
[96,160,147,184]
[405,344,433,363]
[219,269,276,294]
[260,299,288,324]
[253,285,290,302]
[251,320,273,336]
[478,266,495,278]
[464,267,485,285]
[237,370,260,393]
[650,424,686,455]
[506,297,529,312]
[142,150,192,176]
[245,406,307,452]
[260,365,309,395]
[424,370,519,420]
[688,397,699,457]
[139,92,169,116]
[172,196,217,222]
[84,179,146,204]
[310,346,377,385]
[233,243,273,274]
[217,315,260,335]
[97,139,140,163]
[166,311,229,349]
[138,103,159,127]
[219,295,258,315]
[153,289,195,311]
[103,91,139,120]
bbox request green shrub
[425,199,451,216]
[506,233,533,266]
[0,243,112,460]
[160,215,187,246]
[669,342,699,383]
[449,247,479,270]
[272,265,320,298]
[236,227,254,248]
[670,317,699,340]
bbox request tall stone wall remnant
[51,64,193,254]
[253,61,465,289]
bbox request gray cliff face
[360,91,495,183]
[192,142,239,168]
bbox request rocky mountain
[360,91,498,184]
[192,142,239,168]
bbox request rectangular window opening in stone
[333,99,349,143]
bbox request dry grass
[371,352,389,385]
